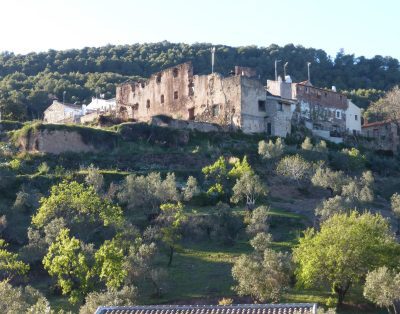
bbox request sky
[0,0,399,59]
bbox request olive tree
[84,164,104,194]
[246,206,270,236]
[276,154,312,185]
[311,167,347,196]
[79,285,137,314]
[258,138,285,159]
[232,232,292,302]
[183,176,200,202]
[0,281,53,314]
[363,267,400,314]
[231,172,267,210]
[118,172,179,216]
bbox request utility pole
[307,62,311,83]
[211,47,216,74]
[275,59,281,81]
[284,62,288,78]
[63,91,66,104]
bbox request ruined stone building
[362,120,400,153]
[267,79,361,143]
[116,62,294,136]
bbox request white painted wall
[345,100,361,134]
[86,98,116,112]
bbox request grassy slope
[0,122,393,313]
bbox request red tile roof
[95,304,318,314]
[362,120,392,128]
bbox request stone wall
[117,62,243,130]
[17,130,98,154]
[362,121,400,153]
[116,62,294,135]
[151,116,222,133]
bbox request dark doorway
[267,122,272,135]
[188,108,195,120]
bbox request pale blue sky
[1,0,398,59]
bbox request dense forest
[0,42,398,120]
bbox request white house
[345,100,362,135]
[86,98,116,113]
[43,100,83,124]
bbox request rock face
[18,129,99,154]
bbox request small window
[133,103,139,110]
[146,100,150,109]
[212,104,219,117]
[355,114,358,121]
[258,100,266,112]
[161,95,164,104]
[336,111,341,119]
[174,91,178,100]
[156,73,162,83]
[305,87,308,93]
[173,68,179,78]
[278,102,283,111]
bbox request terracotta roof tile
[95,304,317,314]
[362,120,392,128]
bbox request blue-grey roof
[95,304,317,314]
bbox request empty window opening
[133,103,139,110]
[156,73,162,83]
[336,110,341,119]
[188,108,195,120]
[146,99,150,109]
[212,104,219,117]
[278,102,283,111]
[174,91,178,99]
[173,68,179,78]
[161,94,165,104]
[258,100,266,112]
[355,114,358,121]
[188,81,194,96]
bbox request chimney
[332,86,337,92]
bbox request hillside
[0,120,399,313]
[0,42,396,120]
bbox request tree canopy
[293,212,399,306]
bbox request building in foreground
[267,78,361,143]
[116,62,294,136]
[95,304,318,314]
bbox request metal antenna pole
[307,62,311,83]
[275,59,281,81]
[211,47,216,74]
[284,62,288,78]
